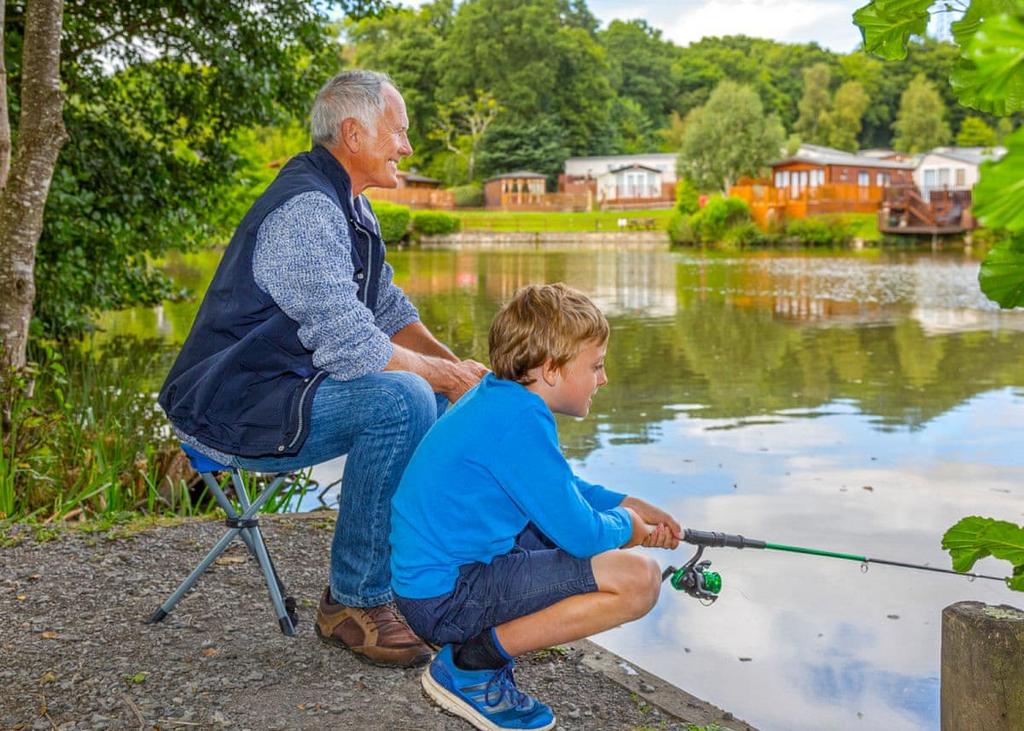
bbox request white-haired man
[159,70,486,667]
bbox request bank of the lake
[0,513,750,731]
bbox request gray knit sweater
[175,190,420,464]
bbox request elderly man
[158,70,486,668]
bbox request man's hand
[441,359,489,402]
[641,524,677,549]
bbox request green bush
[451,183,484,208]
[722,221,767,248]
[690,196,752,243]
[785,215,853,246]
[675,177,700,215]
[668,210,697,245]
[371,202,412,243]
[412,210,462,237]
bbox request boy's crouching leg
[593,551,662,622]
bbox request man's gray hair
[310,70,395,146]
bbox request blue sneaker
[421,645,555,730]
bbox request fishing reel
[662,545,722,605]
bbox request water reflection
[98,246,1024,730]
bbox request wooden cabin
[483,171,547,208]
[730,144,916,228]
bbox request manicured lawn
[452,208,675,232]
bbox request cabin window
[875,172,890,187]
[938,168,950,187]
[924,169,937,188]
[858,171,870,187]
[955,168,966,187]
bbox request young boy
[390,283,682,731]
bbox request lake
[100,244,1024,731]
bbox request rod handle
[683,529,766,550]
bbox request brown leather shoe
[314,588,432,668]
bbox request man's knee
[378,371,436,425]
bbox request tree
[892,73,951,152]
[956,116,998,146]
[598,19,678,121]
[476,116,569,183]
[0,0,66,370]
[0,1,372,356]
[795,63,833,144]
[678,81,785,193]
[429,90,502,182]
[436,0,614,157]
[826,80,871,150]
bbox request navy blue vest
[158,145,386,458]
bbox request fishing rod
[662,529,1011,604]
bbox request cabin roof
[774,144,916,170]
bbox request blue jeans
[233,371,446,607]
[394,524,598,645]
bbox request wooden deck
[878,187,974,235]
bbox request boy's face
[549,338,608,418]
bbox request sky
[397,0,952,54]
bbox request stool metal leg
[147,527,241,623]
[147,471,295,632]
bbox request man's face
[359,85,413,189]
[547,338,609,419]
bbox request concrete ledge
[419,230,670,249]
[569,638,756,731]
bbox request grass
[1,338,312,525]
[451,208,675,233]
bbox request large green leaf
[973,127,1024,232]
[951,0,1021,48]
[942,516,1024,591]
[978,235,1024,307]
[853,0,933,60]
[950,12,1024,115]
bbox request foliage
[942,516,1024,591]
[3,1,356,339]
[827,81,871,150]
[411,210,461,236]
[1,341,185,521]
[678,81,786,193]
[451,183,484,207]
[599,19,678,122]
[436,0,614,158]
[973,125,1024,233]
[429,90,502,183]
[796,63,833,144]
[371,202,413,243]
[722,221,768,248]
[688,196,753,244]
[977,233,1024,307]
[892,73,951,152]
[477,117,569,182]
[667,210,696,245]
[956,116,999,146]
[675,177,701,215]
[853,0,933,58]
[785,215,855,246]
[950,8,1024,116]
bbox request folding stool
[146,444,299,635]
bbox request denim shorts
[395,524,599,645]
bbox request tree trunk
[0,0,67,370]
[0,0,11,188]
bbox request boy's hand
[641,524,678,550]
[621,497,682,543]
[620,507,653,549]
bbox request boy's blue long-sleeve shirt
[390,373,631,599]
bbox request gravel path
[2,513,749,731]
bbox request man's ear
[340,117,362,153]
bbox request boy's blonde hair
[489,283,609,385]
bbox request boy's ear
[539,359,561,388]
